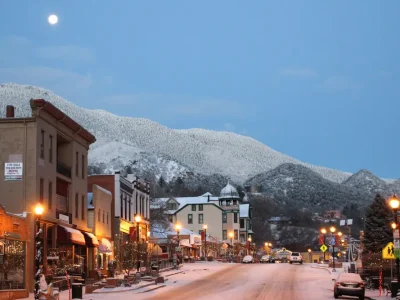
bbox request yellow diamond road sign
[383,242,395,260]
[320,244,328,252]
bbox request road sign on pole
[320,244,328,252]
[383,242,395,260]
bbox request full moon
[48,14,58,25]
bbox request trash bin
[72,283,83,299]
[391,281,399,298]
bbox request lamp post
[265,242,272,254]
[175,223,181,269]
[308,248,312,263]
[134,214,142,271]
[203,225,208,258]
[330,226,336,272]
[229,232,234,261]
[34,203,44,300]
[248,236,252,256]
[389,194,400,282]
[320,228,327,262]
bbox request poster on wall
[4,162,23,181]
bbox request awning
[83,232,99,247]
[179,239,193,248]
[98,238,112,254]
[58,225,86,246]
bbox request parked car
[333,273,365,300]
[289,252,303,264]
[242,255,254,264]
[260,255,275,263]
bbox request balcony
[57,162,71,178]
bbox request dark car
[333,273,365,300]
[260,255,275,263]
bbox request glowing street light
[34,203,44,300]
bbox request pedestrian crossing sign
[382,242,395,259]
[320,244,328,252]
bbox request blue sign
[329,237,336,246]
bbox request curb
[92,282,154,294]
[138,284,166,293]
[165,271,185,277]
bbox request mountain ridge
[0,83,378,184]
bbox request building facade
[88,172,151,267]
[0,100,96,289]
[155,183,253,245]
[87,184,113,274]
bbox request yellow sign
[320,244,328,252]
[337,252,341,257]
[383,242,395,260]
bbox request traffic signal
[318,235,324,245]
[335,234,341,246]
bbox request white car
[289,252,303,264]
[242,255,254,264]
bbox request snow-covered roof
[94,184,112,195]
[87,193,94,209]
[154,193,217,212]
[151,223,200,240]
[240,204,250,218]
[219,182,240,199]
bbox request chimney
[207,195,210,202]
[6,105,15,118]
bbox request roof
[219,182,240,199]
[240,204,250,218]
[94,184,112,195]
[154,193,217,213]
[30,99,96,144]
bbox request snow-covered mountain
[0,83,358,183]
[245,163,368,209]
[342,169,388,196]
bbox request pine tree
[158,176,165,188]
[363,194,393,253]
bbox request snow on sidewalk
[25,261,233,300]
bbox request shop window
[234,213,238,223]
[0,240,26,289]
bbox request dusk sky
[0,1,399,179]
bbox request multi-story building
[88,172,150,259]
[87,184,113,273]
[0,100,96,288]
[155,183,253,244]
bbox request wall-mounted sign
[58,214,70,223]
[4,162,23,181]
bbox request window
[75,194,79,218]
[223,230,227,240]
[48,182,52,209]
[233,200,237,206]
[199,204,203,211]
[240,234,245,242]
[240,219,245,228]
[81,155,85,179]
[40,130,44,159]
[75,152,79,176]
[103,210,105,223]
[81,195,85,220]
[124,195,127,220]
[234,212,238,223]
[107,212,109,225]
[191,205,196,211]
[40,178,44,202]
[188,214,193,224]
[49,135,53,162]
[98,209,101,222]
[222,213,227,223]
[168,215,173,223]
[167,202,177,210]
[0,240,26,289]
[226,200,231,206]
[234,229,238,240]
[198,214,203,224]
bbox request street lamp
[320,228,327,262]
[174,223,181,269]
[229,232,234,260]
[135,214,142,242]
[34,203,44,300]
[308,248,312,263]
[389,194,400,282]
[203,225,208,257]
[330,226,337,272]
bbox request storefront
[0,204,29,299]
[95,238,113,272]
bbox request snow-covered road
[145,263,333,300]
